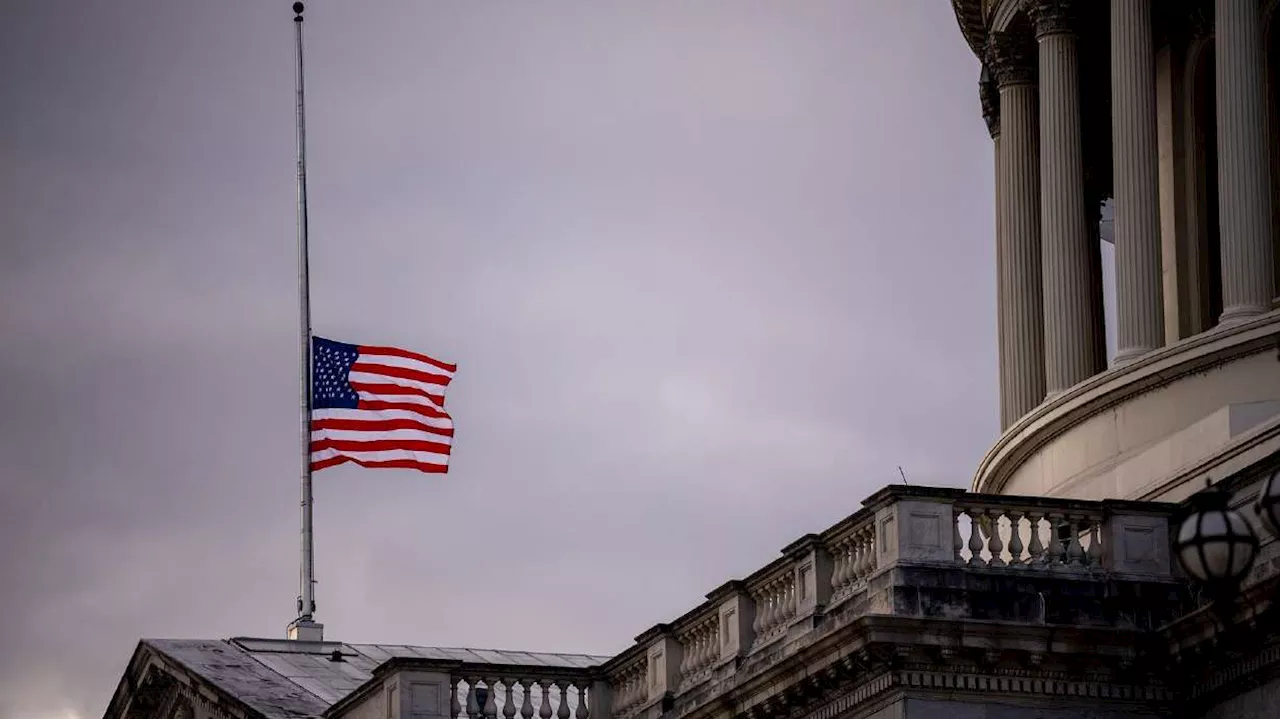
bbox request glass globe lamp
[1174,483,1258,590]
[1252,468,1280,539]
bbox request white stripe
[311,446,450,467]
[312,427,453,444]
[356,351,455,378]
[354,388,447,411]
[312,407,453,430]
[349,370,448,397]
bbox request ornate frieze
[979,66,1000,137]
[987,31,1036,88]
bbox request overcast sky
[0,3,1120,718]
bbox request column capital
[1029,0,1077,39]
[987,31,1037,88]
[980,66,1000,138]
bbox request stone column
[989,31,1046,426]
[1032,0,1103,396]
[1216,0,1275,322]
[981,69,1015,429]
[1110,0,1165,363]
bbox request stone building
[104,1,1280,718]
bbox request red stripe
[311,455,349,471]
[310,455,449,474]
[350,381,446,407]
[310,438,453,455]
[311,417,454,437]
[357,399,451,420]
[351,362,453,388]
[360,344,457,373]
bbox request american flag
[310,336,456,473]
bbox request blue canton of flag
[312,337,360,409]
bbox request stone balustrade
[607,654,648,718]
[334,486,1181,719]
[747,562,796,648]
[450,674,593,719]
[828,514,877,602]
[676,612,718,688]
[953,496,1106,569]
[588,485,1180,719]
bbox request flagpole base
[286,617,325,642]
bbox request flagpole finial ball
[293,2,305,16]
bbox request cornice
[678,613,1165,719]
[951,0,988,60]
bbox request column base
[1112,346,1155,367]
[1219,304,1270,326]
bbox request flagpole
[289,0,321,640]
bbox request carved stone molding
[1029,0,1076,39]
[788,665,1175,719]
[987,31,1037,88]
[979,66,1000,137]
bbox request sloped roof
[143,637,612,719]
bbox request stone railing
[330,486,1181,719]
[448,672,595,719]
[591,485,1180,719]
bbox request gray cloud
[0,2,1009,717]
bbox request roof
[143,637,613,719]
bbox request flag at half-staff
[310,336,456,474]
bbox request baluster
[768,578,778,629]
[484,680,499,719]
[953,506,965,562]
[696,625,708,671]
[784,578,796,621]
[857,528,873,579]
[556,682,571,719]
[1007,510,1025,566]
[1065,515,1085,566]
[466,680,481,719]
[503,681,517,719]
[832,541,848,592]
[855,527,870,578]
[865,525,877,573]
[1027,511,1046,564]
[751,592,765,636]
[519,679,535,719]
[575,681,590,719]
[538,680,554,719]
[764,581,780,632]
[678,635,691,677]
[1086,517,1102,567]
[986,509,1006,567]
[451,677,463,719]
[1046,514,1065,565]
[841,538,855,585]
[966,509,986,566]
[847,538,863,584]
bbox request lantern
[1252,468,1280,538]
[1174,483,1258,589]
